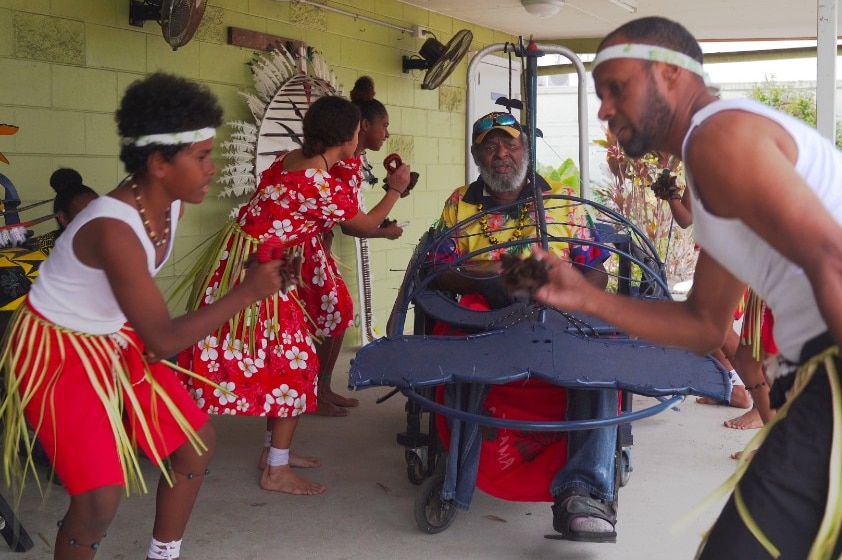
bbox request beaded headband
[592,43,711,86]
[120,127,216,148]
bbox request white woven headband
[121,127,216,148]
[592,43,711,86]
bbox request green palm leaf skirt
[173,220,311,353]
[0,304,216,500]
[688,345,842,559]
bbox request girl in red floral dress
[300,76,407,417]
[179,96,410,495]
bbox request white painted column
[816,0,838,141]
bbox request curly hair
[301,96,361,158]
[53,183,97,219]
[49,167,85,193]
[116,72,223,175]
[349,76,387,123]
[599,17,703,65]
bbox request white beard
[479,154,529,194]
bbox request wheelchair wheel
[619,447,632,487]
[405,449,427,485]
[414,472,458,534]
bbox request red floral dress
[178,155,359,418]
[296,156,360,340]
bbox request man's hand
[531,249,593,312]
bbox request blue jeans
[440,383,489,510]
[440,383,617,509]
[550,387,618,503]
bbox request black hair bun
[49,168,84,193]
[350,76,376,103]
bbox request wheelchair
[349,192,731,535]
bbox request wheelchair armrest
[413,289,532,332]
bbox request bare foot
[730,449,758,461]
[258,449,322,470]
[290,453,321,468]
[695,396,725,405]
[729,386,752,408]
[320,390,360,408]
[696,386,751,409]
[724,407,763,430]
[314,396,350,417]
[260,465,326,495]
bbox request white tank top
[682,98,842,361]
[28,196,180,334]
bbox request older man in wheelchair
[421,112,619,543]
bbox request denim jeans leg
[550,388,617,502]
[441,383,490,510]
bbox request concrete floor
[5,347,756,560]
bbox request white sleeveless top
[682,98,842,361]
[28,196,180,334]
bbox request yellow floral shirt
[431,175,606,269]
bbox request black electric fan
[402,29,474,90]
[129,0,208,51]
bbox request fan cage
[162,0,208,49]
[422,29,473,90]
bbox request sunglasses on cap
[472,112,522,143]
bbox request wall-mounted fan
[402,29,473,90]
[129,0,207,51]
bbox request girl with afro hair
[0,72,291,560]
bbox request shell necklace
[131,182,170,248]
[476,202,531,245]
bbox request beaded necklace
[131,182,171,248]
[476,202,531,245]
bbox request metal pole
[521,38,550,251]
[816,0,838,141]
[465,43,591,199]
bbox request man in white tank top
[528,16,842,560]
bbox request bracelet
[744,381,767,392]
[388,186,402,195]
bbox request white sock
[264,430,271,448]
[148,537,182,560]
[267,447,290,467]
[729,369,745,387]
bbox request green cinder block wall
[0,0,515,347]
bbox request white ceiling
[399,0,829,44]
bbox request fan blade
[422,29,474,90]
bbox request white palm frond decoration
[221,141,255,154]
[222,154,254,165]
[217,46,341,200]
[239,92,268,124]
[227,120,257,135]
[228,202,247,220]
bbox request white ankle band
[729,369,745,387]
[267,447,290,467]
[148,538,182,559]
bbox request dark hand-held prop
[382,153,419,198]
